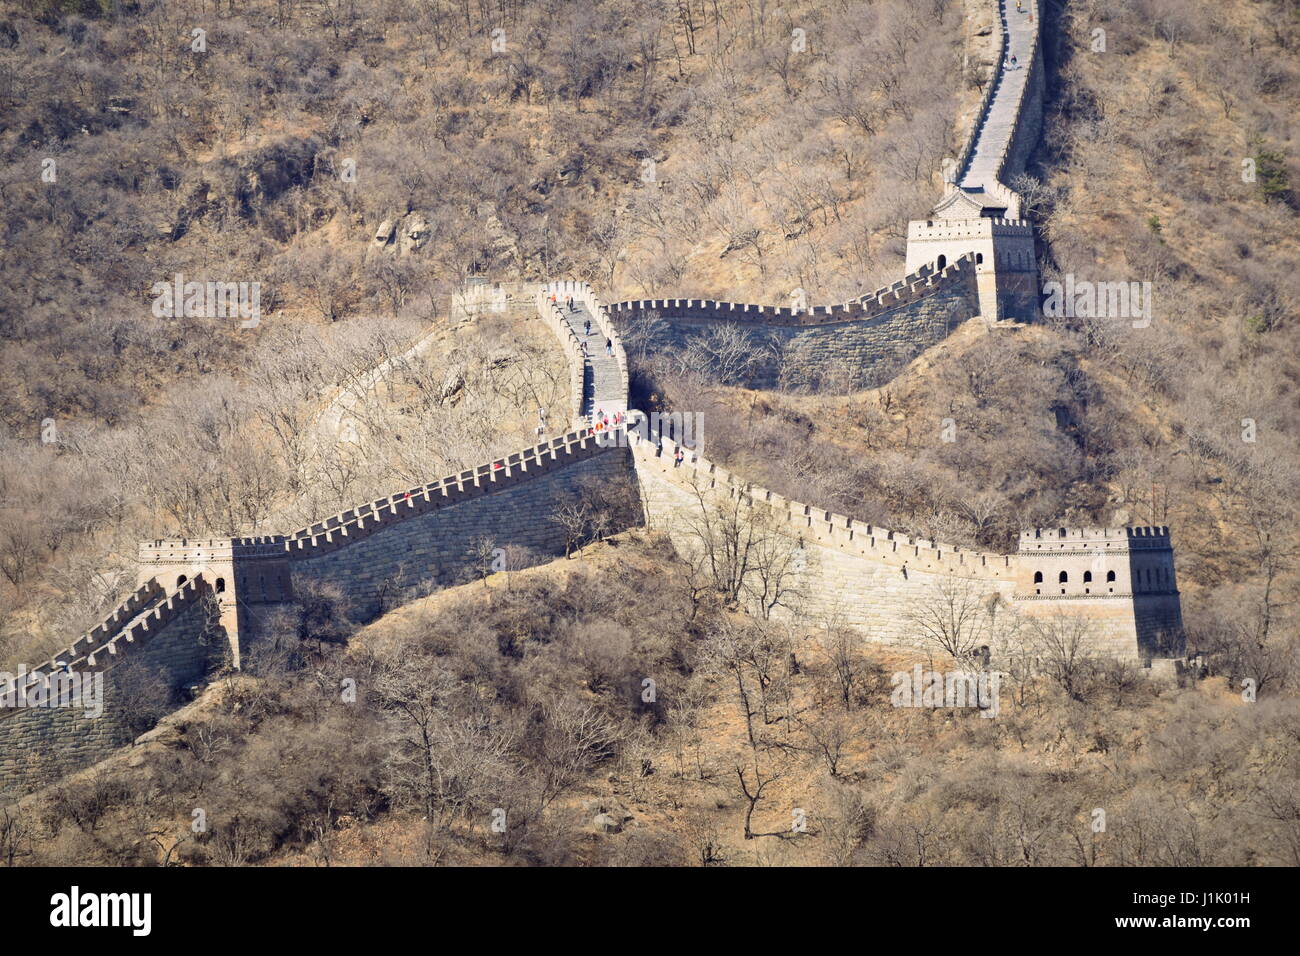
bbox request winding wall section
[0,1,1182,799]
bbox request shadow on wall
[612,259,981,392]
[0,579,228,799]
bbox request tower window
[216,577,226,593]
[976,252,984,264]
[1058,571,1068,583]
[937,255,947,269]
[1083,571,1092,583]
[177,574,187,586]
[1033,571,1043,583]
[1106,570,1116,582]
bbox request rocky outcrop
[372,212,431,254]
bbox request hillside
[5,535,1294,867]
[0,0,973,665]
[0,0,1297,871]
[633,0,1300,680]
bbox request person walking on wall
[674,448,685,468]
[584,318,591,335]
[605,338,613,356]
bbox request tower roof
[931,187,1004,220]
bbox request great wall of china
[0,0,1185,796]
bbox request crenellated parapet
[606,256,981,391]
[629,427,1182,660]
[607,254,978,329]
[1,576,217,713]
[131,426,626,620]
[629,427,1013,580]
[0,575,225,792]
[1018,526,1173,551]
[281,428,617,556]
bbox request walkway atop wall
[960,0,1038,194]
[546,299,626,418]
[583,318,625,419]
[556,299,624,419]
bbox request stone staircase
[550,297,625,419]
[576,304,624,419]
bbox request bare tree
[675,323,764,386]
[798,708,858,777]
[907,578,1001,663]
[675,479,805,617]
[1028,612,1099,702]
[0,808,30,867]
[736,757,783,841]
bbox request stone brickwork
[140,428,636,643]
[632,432,1184,660]
[0,579,224,796]
[608,257,980,389]
[287,445,633,621]
[1013,527,1186,659]
[907,0,1045,321]
[451,279,534,321]
[1,0,1183,802]
[904,217,1038,322]
[633,434,1018,646]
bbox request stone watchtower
[905,195,1038,321]
[1012,527,1185,661]
[906,0,1046,322]
[137,536,294,667]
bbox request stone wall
[632,434,1182,662]
[632,434,1020,647]
[907,0,1045,320]
[540,279,630,414]
[609,256,980,389]
[993,0,1046,187]
[0,581,224,797]
[451,280,534,321]
[287,444,634,622]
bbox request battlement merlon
[907,218,1034,239]
[138,536,290,565]
[1018,527,1173,551]
[138,539,237,564]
